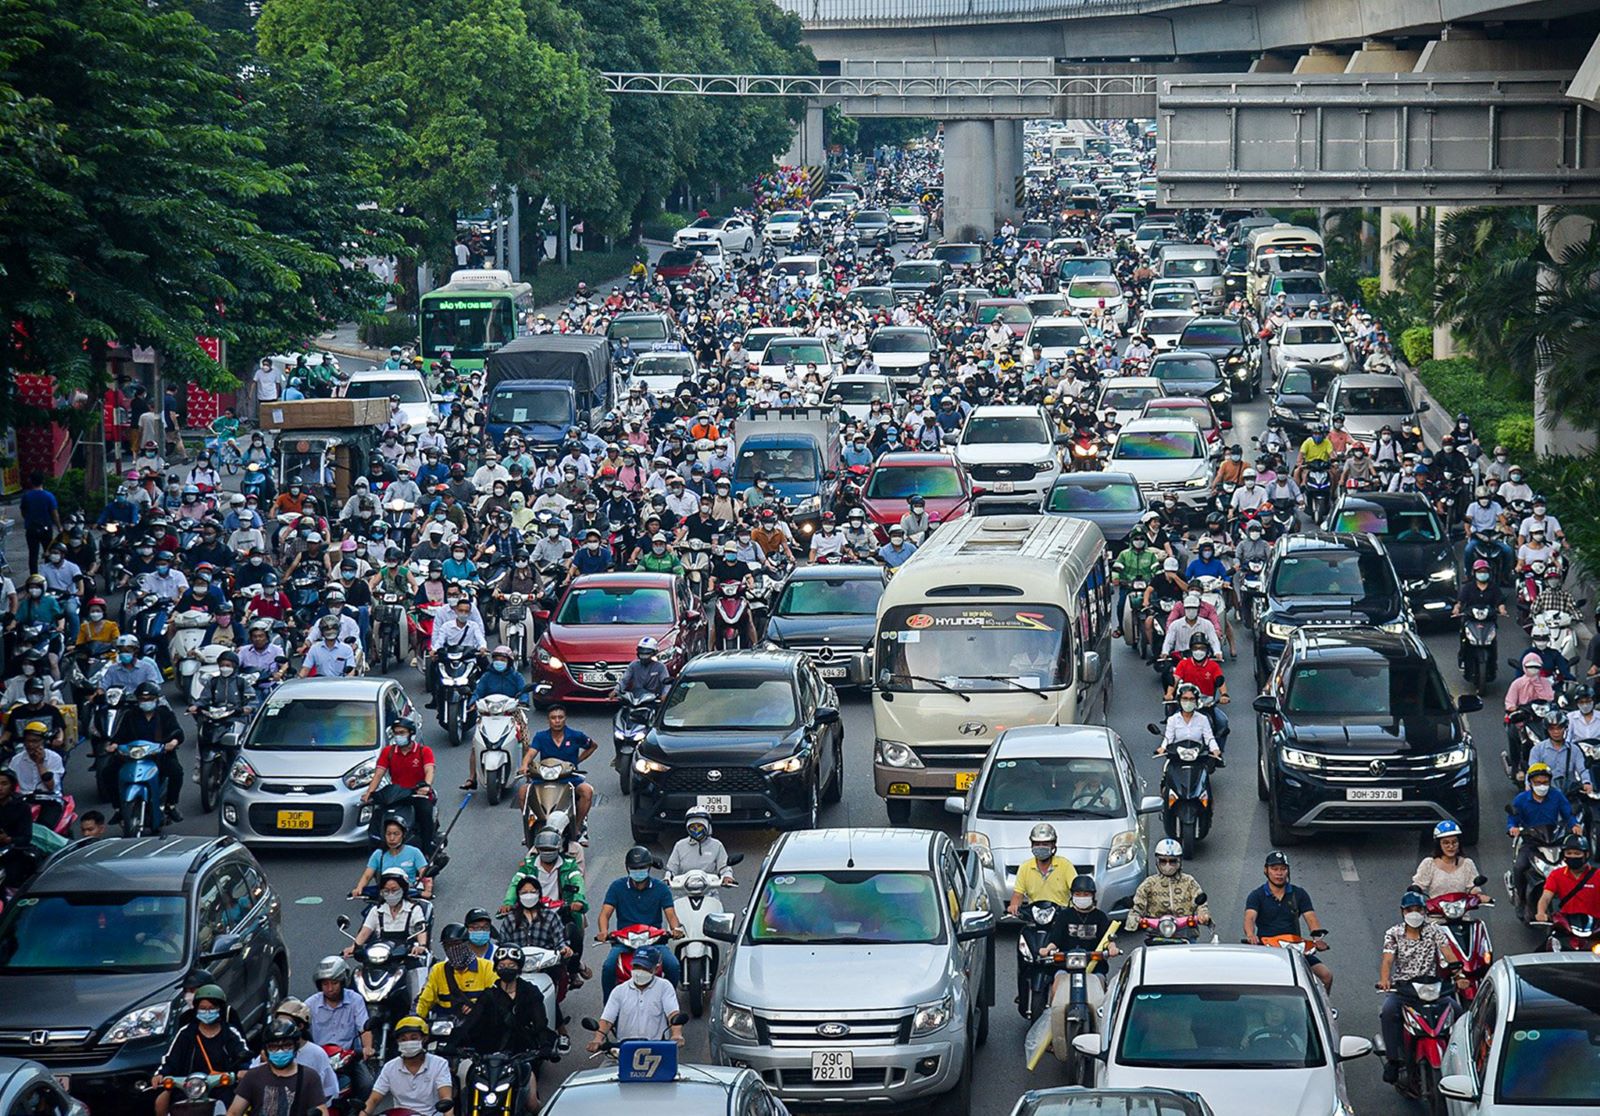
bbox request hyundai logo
[28,1030,49,1046]
[958,722,988,737]
[816,1023,850,1038]
[1368,759,1388,777]
[707,770,723,782]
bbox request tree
[1433,207,1543,387]
[1530,206,1600,433]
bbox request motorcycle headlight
[104,1000,174,1044]
[343,758,377,791]
[633,755,670,775]
[538,763,564,780]
[1440,899,1467,920]
[228,757,257,788]
[911,994,953,1036]
[1264,621,1295,640]
[760,752,807,775]
[1280,747,1323,771]
[1157,916,1178,938]
[1176,745,1201,762]
[720,1001,757,1040]
[1430,568,1456,583]
[1106,829,1139,868]
[1432,746,1472,769]
[876,740,923,769]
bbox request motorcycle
[22,791,77,839]
[1034,946,1113,1085]
[436,646,481,746]
[1533,606,1581,665]
[603,924,672,992]
[88,685,131,803]
[1503,699,1553,783]
[1148,725,1223,856]
[457,1050,548,1116]
[1304,459,1333,523]
[521,758,581,848]
[1427,887,1494,999]
[116,739,166,838]
[187,643,233,705]
[496,592,534,665]
[472,694,524,808]
[334,913,430,1063]
[1133,895,1214,946]
[711,583,753,651]
[1068,430,1103,472]
[1468,529,1511,586]
[611,692,658,796]
[668,854,743,1017]
[1120,578,1148,652]
[373,591,406,674]
[680,541,711,607]
[195,699,249,814]
[140,1071,239,1116]
[1458,605,1498,692]
[320,1043,360,1114]
[1376,975,1461,1116]
[1536,909,1600,953]
[166,608,211,684]
[1238,558,1266,630]
[1015,900,1062,1020]
[1504,818,1563,920]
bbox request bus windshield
[421,297,515,358]
[877,604,1070,691]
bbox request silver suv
[707,828,995,1108]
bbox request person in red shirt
[1165,632,1231,746]
[1536,834,1600,921]
[361,717,438,852]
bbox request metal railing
[601,70,1156,97]
[769,0,1190,29]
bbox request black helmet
[1562,834,1589,855]
[439,923,469,945]
[217,650,239,668]
[464,907,493,927]
[134,681,161,701]
[625,845,653,871]
[265,1017,300,1045]
[1264,850,1291,869]
[1069,874,1097,894]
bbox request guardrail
[601,71,1157,97]
[769,0,1197,29]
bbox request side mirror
[1439,1075,1477,1102]
[1080,650,1102,685]
[956,909,996,941]
[1194,892,1208,906]
[1070,1032,1105,1059]
[704,913,738,942]
[970,486,987,497]
[423,852,450,876]
[1145,722,1161,736]
[1457,693,1485,714]
[1138,795,1163,815]
[435,1101,455,1114]
[727,852,745,867]
[823,469,838,481]
[201,932,243,961]
[335,915,351,932]
[1417,400,1431,412]
[1252,694,1278,714]
[668,1011,690,1027]
[1449,523,1466,541]
[1473,874,1489,886]
[1337,1035,1373,1061]
[943,795,967,816]
[534,609,550,622]
[1219,420,1233,431]
[814,705,841,725]
[1314,401,1329,413]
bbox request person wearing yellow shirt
[1294,424,1336,485]
[1006,823,1076,915]
[414,924,497,1022]
[76,596,121,649]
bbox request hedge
[45,467,107,519]
[358,310,416,349]
[524,248,639,306]
[1399,325,1433,367]
[1356,276,1382,306]
[639,212,688,243]
[1522,453,1600,582]
[1494,414,1535,458]
[1412,357,1534,447]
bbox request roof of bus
[879,514,1105,604]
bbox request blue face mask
[195,1009,221,1025]
[119,652,134,665]
[628,868,650,883]
[468,929,491,947]
[492,660,509,673]
[267,1049,295,1068]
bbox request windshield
[777,577,883,617]
[1144,316,1194,337]
[609,317,670,342]
[346,378,429,404]
[1151,358,1218,382]
[1113,431,1203,460]
[1277,366,1339,396]
[1275,276,1326,295]
[1270,551,1392,599]
[250,697,379,749]
[1335,385,1412,414]
[1028,324,1088,349]
[1181,322,1244,348]
[1163,257,1218,277]
[749,871,944,944]
[848,289,894,308]
[870,330,933,354]
[856,211,889,225]
[688,217,720,229]
[765,341,829,366]
[878,604,1070,691]
[1284,660,1454,718]
[979,756,1125,817]
[1068,279,1122,300]
[555,586,674,626]
[1331,504,1442,541]
[1150,291,1197,311]
[736,447,818,483]
[0,894,187,971]
[1117,987,1326,1069]
[421,299,514,358]
[1021,1094,1199,1116]
[1059,259,1113,282]
[773,260,819,278]
[1496,966,1600,1104]
[864,465,963,499]
[977,304,1032,325]
[769,211,802,225]
[831,380,893,404]
[662,676,797,730]
[489,387,570,426]
[892,263,941,283]
[962,415,1050,446]
[932,244,982,266]
[657,250,697,268]
[634,355,693,377]
[1149,404,1213,430]
[1027,297,1068,316]
[1282,324,1340,346]
[1099,386,1161,411]
[1047,480,1142,512]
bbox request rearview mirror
[1070,1032,1105,1058]
[943,795,966,816]
[1439,1075,1477,1102]
[1457,693,1484,714]
[1337,1035,1373,1061]
[727,853,745,867]
[1080,650,1102,685]
[335,915,351,932]
[1138,795,1163,815]
[201,933,243,961]
[814,705,840,725]
[1417,400,1431,412]
[1252,694,1278,714]
[956,909,996,941]
[704,913,738,943]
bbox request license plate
[955,771,978,791]
[276,810,314,830]
[989,481,1015,493]
[53,1076,69,1093]
[579,671,616,685]
[1345,788,1402,802]
[817,665,848,679]
[696,795,732,814]
[811,1050,853,1082]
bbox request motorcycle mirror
[434,1101,455,1113]
[727,852,745,866]
[1194,892,1208,905]
[1145,722,1160,736]
[335,915,350,932]
[1473,875,1488,886]
[579,1017,602,1032]
[668,1011,690,1027]
[1504,804,1515,816]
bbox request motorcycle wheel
[123,797,144,839]
[199,753,224,814]
[376,626,391,675]
[1179,811,1199,858]
[95,750,118,804]
[1023,983,1047,1021]
[1418,1061,1444,1116]
[617,754,633,796]
[445,700,461,746]
[685,956,706,1018]
[485,765,504,808]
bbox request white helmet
[1153,838,1183,874]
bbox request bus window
[421,297,515,357]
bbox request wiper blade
[885,673,971,702]
[962,674,1052,701]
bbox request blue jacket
[1507,787,1576,833]
[473,668,525,703]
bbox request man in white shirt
[589,948,684,1048]
[12,725,65,829]
[360,1018,450,1116]
[253,359,284,412]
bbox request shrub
[639,212,688,242]
[1399,325,1433,367]
[1521,453,1600,581]
[1494,413,1535,458]
[358,310,416,349]
[45,467,107,519]
[1413,357,1534,449]
[1356,276,1381,306]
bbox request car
[1439,954,1600,1115]
[1264,270,1330,314]
[974,298,1035,340]
[629,350,698,399]
[1042,472,1147,543]
[1131,221,1178,254]
[762,210,805,245]
[757,336,840,383]
[1253,627,1481,845]
[220,677,415,846]
[1134,310,1196,351]
[609,311,681,354]
[1094,376,1166,430]
[1072,943,1372,1115]
[944,724,1159,919]
[1324,492,1461,622]
[1145,287,1199,313]
[1018,221,1056,243]
[654,248,701,284]
[952,404,1066,500]
[1104,417,1213,521]
[1177,316,1260,400]
[888,259,950,299]
[628,650,844,841]
[844,285,895,310]
[850,210,896,248]
[707,828,995,1109]
[808,197,851,223]
[694,240,730,279]
[0,837,290,1106]
[1023,315,1090,361]
[1057,256,1113,286]
[866,325,937,381]
[1267,362,1343,439]
[344,370,439,429]
[673,215,756,257]
[740,327,793,365]
[826,374,897,424]
[0,1057,87,1116]
[761,564,887,688]
[1322,373,1429,449]
[1023,293,1069,318]
[533,573,705,705]
[1147,351,1231,419]
[771,255,823,289]
[539,1061,789,1115]
[858,451,975,531]
[1141,396,1228,447]
[1270,319,1350,375]
[888,204,927,240]
[1063,275,1128,327]
[1252,531,1411,684]
[1043,237,1088,257]
[930,241,984,271]
[1007,1087,1216,1116]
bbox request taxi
[538,1044,789,1116]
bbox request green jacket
[636,551,683,575]
[504,853,588,912]
[1112,546,1161,583]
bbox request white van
[1158,244,1224,311]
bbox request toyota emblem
[1368,759,1388,777]
[28,1030,49,1046]
[958,722,988,737]
[816,1022,851,1038]
[707,770,723,782]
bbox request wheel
[685,956,706,1018]
[974,997,989,1047]
[1256,734,1270,803]
[1267,784,1298,846]
[1418,1062,1443,1116]
[200,753,224,814]
[630,820,658,844]
[122,798,143,838]
[259,962,285,1040]
[793,776,820,831]
[445,701,462,746]
[1024,983,1047,1021]
[886,798,912,825]
[822,739,843,804]
[485,766,504,807]
[1179,812,1198,858]
[617,756,633,797]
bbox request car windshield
[489,387,569,426]
[962,415,1050,446]
[1335,385,1412,414]
[831,380,893,404]
[1117,987,1326,1069]
[1152,358,1217,382]
[769,211,802,224]
[892,263,942,283]
[848,289,894,308]
[877,604,1070,691]
[979,756,1125,817]
[634,356,693,377]
[0,894,187,972]
[864,465,963,499]
[736,447,818,482]
[977,304,1032,325]
[657,250,697,269]
[1181,322,1244,347]
[1149,404,1212,430]
[662,676,798,730]
[250,697,379,749]
[777,577,883,617]
[1163,257,1218,276]
[765,341,829,366]
[1099,386,1161,411]
[1150,291,1197,311]
[1047,480,1142,512]
[1113,431,1203,460]
[1278,366,1340,396]
[856,211,889,225]
[687,217,721,229]
[772,260,818,278]
[1144,316,1194,336]
[890,206,919,217]
[749,871,944,944]
[555,586,674,626]
[1496,966,1600,1104]
[1331,504,1442,541]
[1029,325,1088,350]
[1284,660,1454,718]
[870,331,932,354]
[1068,279,1122,300]
[1019,1094,1200,1116]
[609,317,669,342]
[346,378,429,404]
[933,244,982,266]
[1270,551,1390,599]
[1027,297,1068,315]
[1282,324,1340,346]
[1059,259,1113,281]
[1275,276,1326,295]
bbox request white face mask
[518,892,539,909]
[1071,894,1094,911]
[382,888,403,907]
[630,968,655,988]
[1403,911,1426,929]
[397,1040,425,1058]
[1180,699,1197,713]
[1533,783,1551,798]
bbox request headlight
[1429,568,1457,583]
[1226,354,1242,365]
[1185,475,1208,489]
[633,755,670,775]
[1208,391,1229,404]
[343,758,377,791]
[1432,746,1472,769]
[1280,747,1323,771]
[876,740,924,768]
[911,994,954,1036]
[720,1001,758,1040]
[228,757,257,789]
[534,647,564,670]
[1378,620,1409,634]
[1263,621,1295,640]
[760,752,807,775]
[1107,829,1139,868]
[104,1000,174,1044]
[1441,899,1466,920]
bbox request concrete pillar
[783,104,825,168]
[1379,207,1419,293]
[1344,40,1420,74]
[1433,206,1458,360]
[993,119,1024,223]
[1249,53,1296,73]
[1535,207,1597,456]
[944,118,996,242]
[1292,47,1352,74]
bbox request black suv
[1323,491,1462,624]
[630,650,844,843]
[0,837,287,1104]
[1253,629,1482,845]
[1253,531,1410,684]
[1176,316,1259,400]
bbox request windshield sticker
[912,609,1055,632]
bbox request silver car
[220,678,415,846]
[944,724,1160,920]
[1322,373,1429,448]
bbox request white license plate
[988,480,1015,492]
[811,1050,853,1082]
[579,671,616,685]
[817,665,848,679]
[1345,787,1402,802]
[696,795,732,814]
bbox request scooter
[496,592,535,664]
[1536,910,1600,953]
[195,700,248,814]
[602,924,672,995]
[611,693,658,796]
[1036,945,1114,1084]
[515,936,564,1031]
[457,1050,548,1116]
[436,646,480,746]
[472,694,524,808]
[334,914,430,1063]
[1133,895,1214,946]
[166,609,211,684]
[1458,605,1498,693]
[373,591,406,674]
[1016,900,1062,1020]
[1375,975,1461,1116]
[1504,818,1564,920]
[1238,557,1266,630]
[1303,459,1333,524]
[23,791,77,838]
[711,583,753,651]
[1120,579,1148,653]
[116,739,166,838]
[521,758,581,848]
[1427,887,1494,999]
[1534,607,1582,664]
[667,854,743,1018]
[1148,725,1223,856]
[139,1072,239,1116]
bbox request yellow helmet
[394,1015,428,1035]
[1527,762,1553,780]
[21,721,48,737]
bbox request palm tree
[1533,206,1600,433]
[1432,207,1544,385]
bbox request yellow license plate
[955,772,978,791]
[276,810,314,831]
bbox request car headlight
[911,994,954,1036]
[104,1000,174,1044]
[1226,353,1242,365]
[228,757,257,789]
[633,755,670,775]
[1280,747,1323,771]
[1107,829,1139,868]
[343,758,377,791]
[760,752,807,775]
[534,647,564,670]
[1209,391,1229,404]
[1185,475,1209,489]
[1432,746,1472,769]
[1378,620,1409,634]
[876,740,924,768]
[1263,620,1295,640]
[1429,568,1456,583]
[720,1001,758,1040]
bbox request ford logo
[958,722,988,737]
[816,1023,850,1038]
[707,770,723,782]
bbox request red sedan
[858,451,977,533]
[532,572,703,704]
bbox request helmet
[394,1016,428,1036]
[378,866,410,887]
[116,633,139,650]
[20,720,47,738]
[1028,823,1057,844]
[1264,850,1291,869]
[490,644,513,660]
[1069,874,1097,895]
[134,681,161,701]
[1400,890,1427,909]
[1175,682,1202,702]
[217,650,239,668]
[192,983,228,1005]
[1528,761,1554,781]
[1562,834,1589,855]
[265,1017,300,1044]
[439,923,469,945]
[275,998,311,1028]
[1153,838,1183,859]
[314,956,351,986]
[464,907,493,926]
[388,716,417,736]
[625,845,653,870]
[1432,820,1463,841]
[632,946,660,971]
[637,636,660,656]
[532,827,563,854]
[495,944,525,971]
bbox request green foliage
[1356,276,1382,306]
[524,248,639,306]
[1399,326,1433,367]
[1521,454,1600,582]
[1433,207,1543,392]
[854,118,935,151]
[45,469,107,520]
[1529,206,1600,434]
[640,212,689,242]
[1413,358,1533,455]
[359,311,418,349]
[1494,413,1535,458]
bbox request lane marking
[1336,848,1359,882]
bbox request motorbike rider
[350,817,432,900]
[1527,712,1591,794]
[665,806,735,882]
[1244,851,1333,991]
[461,645,526,792]
[189,647,251,719]
[595,846,685,997]
[1167,639,1230,742]
[151,983,250,1116]
[876,524,917,568]
[589,946,684,1050]
[1042,875,1118,1014]
[309,955,376,1100]
[1008,823,1079,917]
[113,681,185,826]
[1508,762,1582,914]
[344,867,431,1004]
[227,1016,328,1116]
[426,595,487,718]
[300,615,357,678]
[355,1016,452,1116]
[0,769,39,889]
[1453,557,1508,620]
[1,677,66,755]
[1534,834,1600,925]
[1377,891,1465,1084]
[1110,533,1160,639]
[611,637,671,702]
[1129,838,1212,928]
[447,944,555,1113]
[518,704,596,839]
[504,826,590,992]
[11,723,65,830]
[237,618,288,683]
[1157,681,1222,757]
[359,717,438,854]
[415,922,496,1022]
[498,878,574,1046]
[1411,820,1485,898]
[1504,652,1557,781]
[1160,594,1222,659]
[1568,685,1600,749]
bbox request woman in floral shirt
[1377,891,1464,1082]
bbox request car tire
[886,798,912,826]
[1267,784,1299,846]
[823,738,843,804]
[796,777,820,830]
[630,820,658,844]
[945,1056,974,1114]
[260,960,286,1040]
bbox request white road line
[1336,848,1359,882]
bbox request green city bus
[418,268,534,373]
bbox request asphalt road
[58,312,1546,1116]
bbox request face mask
[382,888,403,906]
[630,968,656,988]
[517,891,541,910]
[1582,702,1595,715]
[1031,845,1053,861]
[1533,783,1551,798]
[628,868,650,883]
[397,1040,425,1059]
[1534,506,1547,517]
[219,666,235,677]
[157,565,170,575]
[1180,698,1197,712]
[1245,479,1256,489]
[267,1048,296,1068]
[537,851,560,866]
[1526,666,1542,677]
[1476,572,1490,583]
[390,734,411,748]
[1511,474,1523,483]
[139,700,158,713]
[468,929,491,947]
[1071,895,1094,911]
[119,652,134,665]
[1192,648,1209,662]
[585,541,600,553]
[88,609,105,621]
[1403,911,1426,929]
[1478,497,1490,507]
[1183,609,1198,622]
[195,1009,221,1025]
[496,966,521,984]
